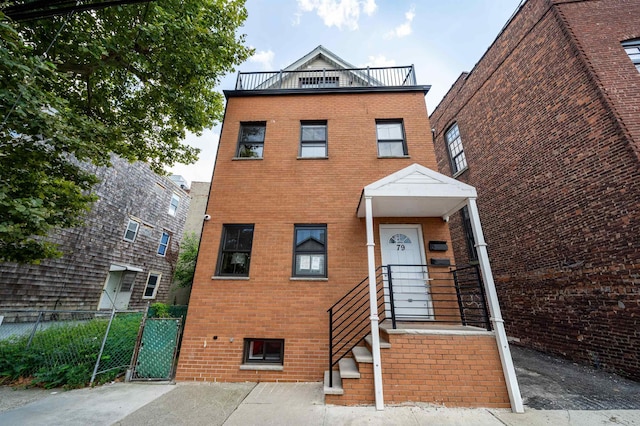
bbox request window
[461,206,478,262]
[376,120,407,157]
[123,219,139,242]
[168,194,180,216]
[293,225,327,277]
[299,121,327,158]
[298,76,339,88]
[622,39,640,72]
[143,272,161,299]
[243,339,284,364]
[216,224,254,276]
[445,123,467,175]
[157,231,170,256]
[237,122,266,158]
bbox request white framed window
[622,39,640,72]
[143,272,161,299]
[157,231,170,256]
[168,194,180,216]
[445,123,467,175]
[123,219,140,242]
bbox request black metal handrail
[235,65,416,91]
[326,264,490,387]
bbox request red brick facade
[430,0,640,380]
[176,90,459,383]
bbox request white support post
[365,196,385,411]
[467,198,524,413]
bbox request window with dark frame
[293,225,327,277]
[622,39,640,72]
[243,338,284,364]
[157,231,170,256]
[376,120,407,157]
[299,121,327,158]
[445,123,467,175]
[236,122,266,158]
[461,206,478,263]
[216,224,254,277]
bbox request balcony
[233,66,417,91]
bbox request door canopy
[356,163,477,218]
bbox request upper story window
[216,224,254,277]
[143,272,161,299]
[237,122,266,158]
[157,231,170,256]
[293,225,327,277]
[168,194,180,216]
[123,219,140,242]
[445,123,467,175]
[299,76,339,88]
[299,121,327,158]
[622,39,640,72]
[243,338,284,365]
[376,120,407,157]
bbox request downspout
[365,195,384,410]
[466,198,524,413]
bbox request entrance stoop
[325,322,511,408]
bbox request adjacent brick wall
[326,333,509,407]
[430,0,640,380]
[176,90,460,383]
[0,156,189,311]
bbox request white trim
[123,219,139,242]
[142,271,161,299]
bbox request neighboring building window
[216,224,255,276]
[622,39,640,72]
[168,193,180,216]
[299,121,327,158]
[157,231,170,256]
[299,76,339,88]
[243,338,284,364]
[376,120,407,157]
[293,225,327,277]
[445,123,467,175]
[123,219,140,242]
[237,122,266,158]
[461,206,478,262]
[143,272,161,299]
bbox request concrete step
[323,370,343,395]
[338,357,360,379]
[352,346,373,363]
[364,334,391,349]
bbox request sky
[167,0,524,185]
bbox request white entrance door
[98,270,137,310]
[380,225,433,320]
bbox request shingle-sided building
[0,156,190,312]
[430,0,640,381]
[177,46,524,411]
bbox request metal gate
[130,317,182,380]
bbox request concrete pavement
[2,381,640,426]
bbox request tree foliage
[173,232,199,288]
[0,1,252,262]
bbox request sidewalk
[2,381,640,426]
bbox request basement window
[242,339,284,365]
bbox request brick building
[177,46,524,411]
[430,0,640,380]
[0,156,190,311]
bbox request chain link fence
[0,309,144,388]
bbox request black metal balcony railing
[326,264,490,387]
[235,66,416,91]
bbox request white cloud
[385,5,415,39]
[296,0,377,31]
[249,49,275,70]
[362,54,396,67]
